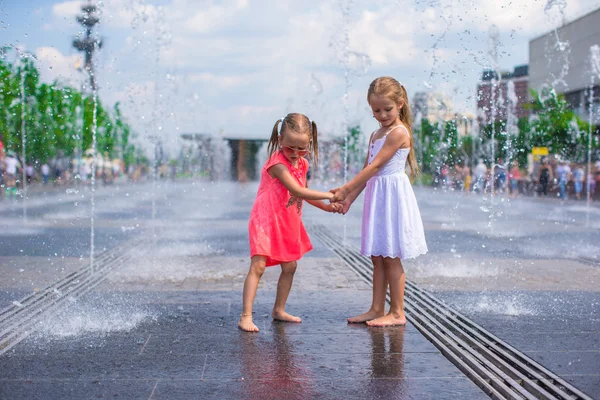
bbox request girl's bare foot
[366,313,406,327]
[238,314,259,332]
[347,310,384,324]
[272,310,302,323]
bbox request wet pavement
[309,187,600,398]
[431,290,600,396]
[0,180,599,398]
[0,289,487,399]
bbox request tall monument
[72,1,103,92]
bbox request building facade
[412,91,455,123]
[529,7,600,121]
[476,65,529,124]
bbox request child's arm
[337,162,369,213]
[304,179,340,212]
[305,199,342,212]
[269,164,333,201]
[338,186,363,213]
[331,126,410,202]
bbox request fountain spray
[588,45,600,211]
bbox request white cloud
[183,1,248,34]
[34,0,600,145]
[51,0,82,19]
[432,0,593,37]
[34,47,86,87]
[188,72,246,89]
[350,8,418,65]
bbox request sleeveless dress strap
[384,124,411,151]
[384,124,404,137]
[368,130,377,140]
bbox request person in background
[0,134,5,200]
[4,151,20,200]
[451,162,465,191]
[556,160,571,200]
[463,164,472,195]
[494,157,507,195]
[473,159,487,194]
[25,163,35,184]
[509,161,521,199]
[595,160,600,199]
[41,163,50,185]
[573,164,584,200]
[537,157,553,198]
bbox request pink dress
[249,151,313,267]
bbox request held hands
[327,202,343,213]
[329,186,350,203]
[338,199,352,215]
[326,186,352,215]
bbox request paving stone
[0,379,156,400]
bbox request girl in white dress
[331,76,428,327]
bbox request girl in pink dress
[239,113,341,333]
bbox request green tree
[414,118,440,173]
[346,124,365,173]
[414,118,465,173]
[0,56,139,168]
[526,88,592,161]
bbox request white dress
[361,126,428,260]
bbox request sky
[1,0,599,153]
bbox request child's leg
[347,256,387,323]
[367,257,406,327]
[272,261,301,323]
[238,255,267,332]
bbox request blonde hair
[367,76,420,180]
[267,113,319,167]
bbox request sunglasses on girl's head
[281,145,309,156]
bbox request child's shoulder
[301,156,309,169]
[386,124,411,146]
[265,151,293,171]
[265,150,285,163]
[390,123,410,136]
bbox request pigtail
[267,118,283,159]
[310,120,319,168]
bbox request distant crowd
[433,156,600,201]
[0,134,149,201]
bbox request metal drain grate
[0,235,147,356]
[310,223,593,400]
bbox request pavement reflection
[367,325,406,397]
[239,322,313,399]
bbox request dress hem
[251,249,312,267]
[361,249,428,260]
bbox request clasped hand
[328,186,351,215]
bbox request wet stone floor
[0,289,488,400]
[1,181,599,398]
